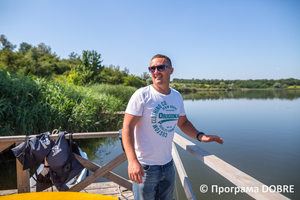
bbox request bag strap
[22,134,30,155]
[60,132,74,186]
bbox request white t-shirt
[125,85,186,165]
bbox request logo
[40,135,51,149]
[151,101,179,138]
[52,145,62,156]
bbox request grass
[0,70,133,136]
[88,83,136,105]
[287,86,300,89]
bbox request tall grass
[88,84,136,105]
[0,70,128,136]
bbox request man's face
[149,58,174,86]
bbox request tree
[0,49,18,70]
[68,50,103,85]
[37,43,51,56]
[273,82,281,88]
[25,47,40,61]
[99,65,127,84]
[19,42,32,54]
[0,35,16,50]
[140,72,151,81]
[146,78,153,85]
[124,75,145,88]
[68,52,78,60]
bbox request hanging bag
[46,131,84,191]
[11,132,52,170]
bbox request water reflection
[182,89,300,100]
[76,137,119,166]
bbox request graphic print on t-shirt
[150,100,179,138]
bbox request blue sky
[1,0,299,80]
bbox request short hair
[151,54,172,67]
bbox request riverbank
[174,86,300,94]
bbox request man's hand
[199,134,223,144]
[128,160,145,184]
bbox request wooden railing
[0,131,289,199]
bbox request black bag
[46,131,84,191]
[11,132,52,170]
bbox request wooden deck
[0,182,134,200]
[0,131,290,200]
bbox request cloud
[276,68,279,70]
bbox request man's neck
[151,84,171,95]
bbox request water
[176,90,300,200]
[1,90,299,199]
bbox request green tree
[68,50,103,85]
[0,49,17,70]
[68,52,78,60]
[146,78,153,85]
[273,82,281,88]
[100,65,126,85]
[26,46,40,61]
[140,72,151,81]
[37,43,51,56]
[0,35,16,50]
[124,75,145,88]
[19,42,32,54]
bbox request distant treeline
[1,34,299,90]
[0,34,152,88]
[181,89,300,100]
[172,78,300,89]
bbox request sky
[1,0,299,80]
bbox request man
[122,54,223,200]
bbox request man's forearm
[178,119,200,140]
[178,116,223,144]
[122,127,138,163]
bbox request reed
[0,70,127,136]
[88,84,136,104]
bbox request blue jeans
[133,160,175,200]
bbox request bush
[124,75,145,88]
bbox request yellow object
[0,192,118,200]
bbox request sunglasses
[148,65,172,73]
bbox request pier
[0,131,289,199]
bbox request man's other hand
[128,160,145,184]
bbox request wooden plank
[172,142,196,200]
[69,153,127,192]
[173,133,289,200]
[74,153,132,191]
[0,182,134,199]
[0,141,15,153]
[83,182,133,200]
[0,131,119,142]
[16,158,30,193]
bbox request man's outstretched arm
[122,113,144,184]
[177,115,223,144]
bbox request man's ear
[170,67,174,75]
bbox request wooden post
[16,159,30,193]
[0,141,15,153]
[69,153,127,192]
[172,142,196,200]
[74,153,132,191]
